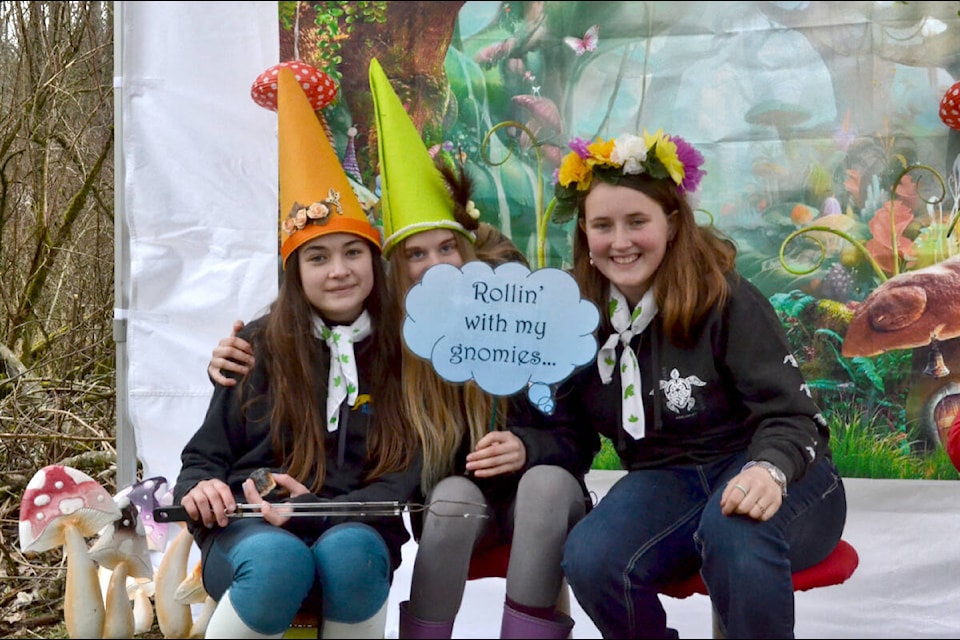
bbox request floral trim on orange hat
[282,188,342,236]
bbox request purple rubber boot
[398,601,454,639]
[499,603,574,639]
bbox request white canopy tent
[114,0,279,488]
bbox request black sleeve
[508,386,600,478]
[721,279,831,482]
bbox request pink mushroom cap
[251,60,337,112]
[117,475,170,551]
[19,465,121,553]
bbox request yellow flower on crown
[558,151,593,191]
[644,129,684,186]
[586,137,617,168]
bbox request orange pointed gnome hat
[278,67,381,267]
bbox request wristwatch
[742,460,788,497]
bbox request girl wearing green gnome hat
[368,57,597,640]
[172,67,420,640]
[207,59,598,639]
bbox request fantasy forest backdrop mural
[276,1,960,479]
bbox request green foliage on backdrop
[287,1,960,479]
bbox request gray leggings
[408,465,586,621]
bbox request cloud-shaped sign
[402,261,599,413]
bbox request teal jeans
[203,520,391,634]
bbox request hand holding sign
[402,261,599,413]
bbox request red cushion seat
[467,543,513,580]
[660,538,859,599]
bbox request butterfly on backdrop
[564,24,599,56]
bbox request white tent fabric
[118,1,279,488]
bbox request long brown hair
[572,174,737,346]
[246,239,414,493]
[387,158,516,492]
[388,233,507,492]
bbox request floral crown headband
[552,129,706,224]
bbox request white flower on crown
[611,134,649,175]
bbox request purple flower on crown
[569,137,591,159]
[672,135,706,195]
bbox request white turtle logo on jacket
[659,368,707,413]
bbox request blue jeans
[203,520,392,634]
[562,454,846,639]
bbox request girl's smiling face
[581,181,675,308]
[298,232,375,323]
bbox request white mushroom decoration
[18,464,122,639]
[154,523,196,638]
[97,566,155,636]
[89,499,155,638]
[176,559,215,638]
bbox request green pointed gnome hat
[369,57,476,258]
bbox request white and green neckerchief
[312,310,371,432]
[596,286,657,439]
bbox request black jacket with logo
[548,275,830,484]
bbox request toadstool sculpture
[116,475,170,552]
[939,80,960,131]
[175,559,215,638]
[18,465,122,639]
[89,499,154,638]
[154,523,196,638]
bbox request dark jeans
[561,453,846,639]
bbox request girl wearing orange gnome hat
[206,59,597,639]
[172,67,419,639]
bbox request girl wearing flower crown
[546,130,848,639]
[172,69,420,639]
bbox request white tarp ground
[408,474,960,639]
[119,0,279,488]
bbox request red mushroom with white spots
[939,80,960,130]
[250,60,337,112]
[18,464,122,639]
